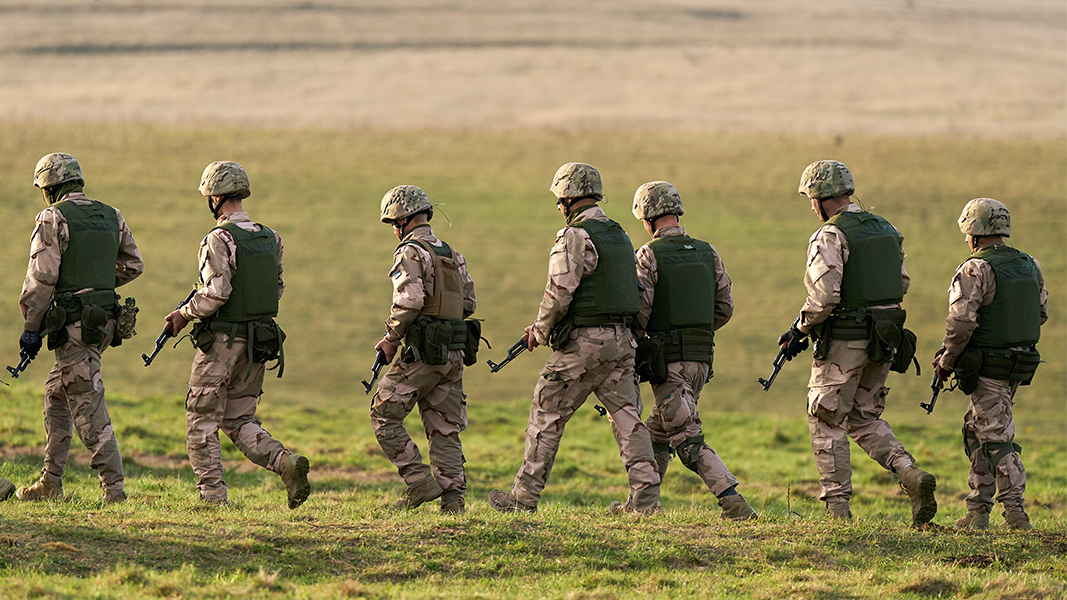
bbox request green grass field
[0,123,1064,598]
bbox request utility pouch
[953,348,983,395]
[867,320,902,365]
[421,319,452,366]
[251,319,285,364]
[463,319,483,367]
[549,314,577,352]
[979,347,1040,383]
[811,321,831,361]
[400,320,424,364]
[42,304,69,350]
[115,297,138,340]
[635,335,668,384]
[190,320,216,352]
[890,328,919,374]
[80,304,110,346]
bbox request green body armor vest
[213,223,279,323]
[564,218,640,327]
[54,200,119,293]
[644,235,717,364]
[969,246,1041,348]
[826,211,904,309]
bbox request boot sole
[287,456,311,509]
[912,473,937,526]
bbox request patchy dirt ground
[0,0,1063,136]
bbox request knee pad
[652,442,674,456]
[962,426,981,459]
[675,435,705,469]
[983,441,1022,470]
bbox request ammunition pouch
[975,346,1040,384]
[636,328,714,384]
[814,308,914,371]
[983,441,1022,470]
[463,318,483,367]
[195,317,286,379]
[401,315,466,365]
[951,348,983,395]
[551,313,635,352]
[635,335,669,384]
[549,314,576,352]
[43,290,120,350]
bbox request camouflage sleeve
[180,229,237,321]
[455,250,477,318]
[19,207,65,331]
[634,244,657,334]
[1034,257,1049,325]
[530,226,595,345]
[113,208,144,287]
[383,244,431,345]
[797,225,844,334]
[275,229,285,300]
[712,246,734,331]
[938,258,994,369]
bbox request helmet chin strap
[817,199,829,222]
[208,196,225,219]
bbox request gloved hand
[777,326,809,361]
[19,330,42,360]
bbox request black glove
[777,326,809,361]
[20,330,42,360]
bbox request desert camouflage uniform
[794,203,916,504]
[937,244,1048,516]
[371,225,476,502]
[509,205,660,511]
[179,210,290,502]
[634,225,738,494]
[19,192,143,496]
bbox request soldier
[16,152,143,503]
[489,163,660,515]
[370,185,476,514]
[934,198,1046,531]
[779,160,937,525]
[164,161,310,508]
[630,181,755,520]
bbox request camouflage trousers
[510,325,660,510]
[185,332,288,501]
[370,350,467,496]
[807,340,915,502]
[644,360,738,496]
[964,376,1026,513]
[41,320,124,493]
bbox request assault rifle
[758,318,804,391]
[486,338,527,373]
[921,372,942,414]
[362,351,387,394]
[6,348,34,380]
[142,289,197,367]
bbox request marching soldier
[630,181,755,520]
[370,186,476,514]
[17,153,143,503]
[489,163,660,515]
[934,198,1046,531]
[779,160,937,525]
[165,161,310,508]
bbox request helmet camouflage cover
[958,197,1011,237]
[798,160,855,200]
[380,185,431,223]
[632,181,684,220]
[33,153,84,188]
[199,161,251,199]
[550,162,603,200]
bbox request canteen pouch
[80,304,110,346]
[890,328,919,374]
[549,314,576,352]
[635,335,669,384]
[42,304,69,350]
[953,348,983,395]
[251,319,285,364]
[190,320,216,353]
[421,319,452,366]
[463,319,482,367]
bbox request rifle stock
[486,338,527,373]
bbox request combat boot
[608,496,661,516]
[488,489,537,513]
[393,478,443,510]
[955,508,990,530]
[200,494,229,507]
[899,465,937,526]
[16,473,63,501]
[278,452,311,509]
[826,499,852,520]
[440,498,465,514]
[0,478,15,502]
[719,494,757,521]
[1004,509,1032,531]
[102,486,127,504]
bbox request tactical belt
[973,346,1040,382]
[828,307,906,340]
[650,327,714,363]
[573,314,636,327]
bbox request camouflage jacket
[179,210,284,321]
[530,205,613,346]
[634,225,733,335]
[795,203,910,335]
[20,193,143,332]
[937,242,1048,370]
[384,224,476,345]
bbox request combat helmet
[958,198,1011,237]
[380,185,432,223]
[199,161,251,200]
[798,160,855,200]
[550,163,603,200]
[632,181,684,221]
[33,153,84,189]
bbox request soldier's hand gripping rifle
[7,331,43,380]
[758,317,807,391]
[142,289,197,367]
[362,351,387,394]
[921,372,942,414]
[487,338,527,373]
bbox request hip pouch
[978,347,1040,384]
[952,348,983,395]
[635,335,669,384]
[548,314,576,352]
[402,316,465,365]
[463,318,483,367]
[111,297,138,347]
[890,328,919,374]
